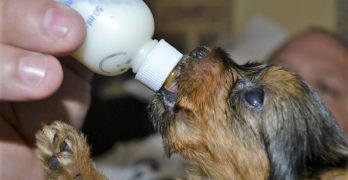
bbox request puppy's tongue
[164,71,178,93]
[165,82,178,92]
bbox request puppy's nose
[190,46,210,59]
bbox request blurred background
[81,0,347,179]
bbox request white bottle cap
[135,39,183,91]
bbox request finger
[0,44,63,101]
[1,0,86,55]
[0,118,45,179]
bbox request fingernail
[42,7,71,40]
[19,54,47,88]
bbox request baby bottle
[56,0,182,91]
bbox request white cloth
[95,134,186,180]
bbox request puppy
[36,47,348,179]
[149,47,348,179]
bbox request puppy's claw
[60,140,72,154]
[48,156,61,170]
[35,121,106,180]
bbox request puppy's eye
[190,46,209,58]
[244,88,264,108]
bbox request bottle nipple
[164,69,178,92]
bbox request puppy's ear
[262,80,348,179]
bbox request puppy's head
[149,47,348,179]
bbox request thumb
[0,45,63,101]
[1,0,86,55]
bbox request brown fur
[36,47,348,180]
[149,47,348,179]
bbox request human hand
[0,0,90,179]
[0,0,86,100]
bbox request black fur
[149,48,348,179]
[225,57,348,179]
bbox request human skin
[0,0,89,179]
[270,31,348,134]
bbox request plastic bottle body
[56,0,182,90]
[57,0,155,75]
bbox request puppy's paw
[36,121,104,180]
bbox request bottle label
[85,5,103,28]
[56,0,104,28]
